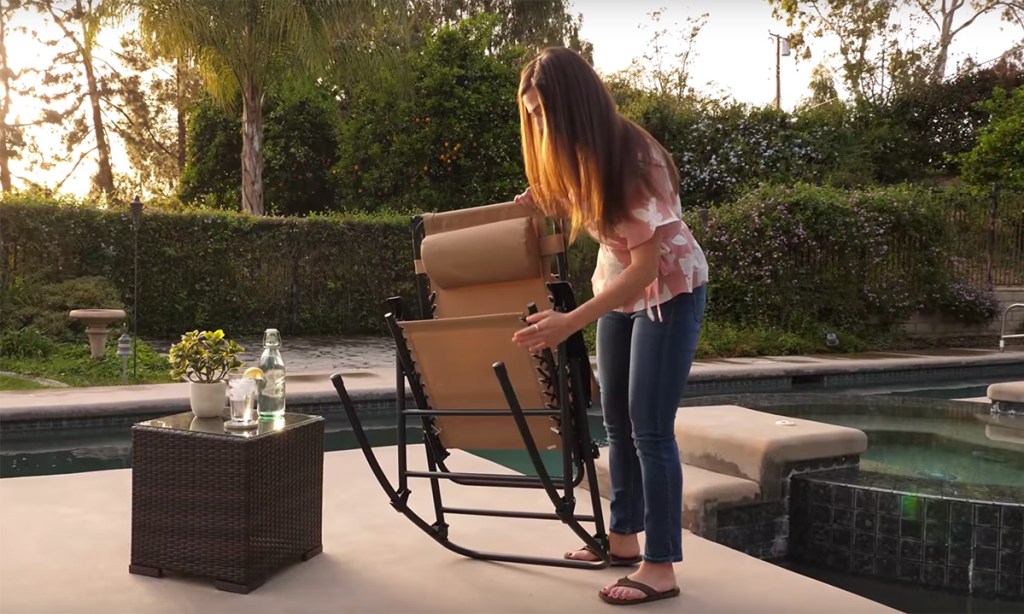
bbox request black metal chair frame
[330,213,611,569]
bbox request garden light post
[117,332,132,383]
[769,32,791,109]
[130,195,144,380]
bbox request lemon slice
[243,367,265,379]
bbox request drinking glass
[225,369,258,430]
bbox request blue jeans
[596,284,706,563]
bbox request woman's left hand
[512,309,575,353]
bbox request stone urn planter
[68,309,127,359]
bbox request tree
[610,8,709,103]
[110,30,203,195]
[916,1,1024,82]
[0,0,26,194]
[768,0,1024,102]
[138,0,342,215]
[179,88,341,216]
[960,84,1024,190]
[28,0,124,199]
[409,0,592,61]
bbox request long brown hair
[518,47,680,242]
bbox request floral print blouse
[586,150,709,321]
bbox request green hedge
[0,183,1001,339]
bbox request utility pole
[769,32,791,109]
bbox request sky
[3,0,1023,198]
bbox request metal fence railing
[947,187,1024,288]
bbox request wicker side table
[129,412,325,593]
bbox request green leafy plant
[168,329,244,383]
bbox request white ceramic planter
[189,381,227,418]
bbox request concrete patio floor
[0,448,893,614]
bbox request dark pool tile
[975,526,1000,549]
[855,511,876,533]
[924,543,946,565]
[852,553,874,575]
[854,532,875,555]
[826,549,851,571]
[875,557,898,579]
[901,519,922,540]
[1001,528,1023,552]
[832,527,853,550]
[877,536,899,558]
[1000,550,1024,575]
[812,525,830,546]
[878,515,900,538]
[925,500,950,523]
[998,574,1023,598]
[975,571,998,596]
[976,548,999,571]
[924,521,948,547]
[948,546,972,568]
[899,560,922,582]
[811,483,832,505]
[833,507,854,528]
[878,493,900,516]
[812,504,830,525]
[833,485,854,509]
[976,504,1001,527]
[856,489,877,511]
[947,566,970,591]
[923,564,946,587]
[1002,506,1024,530]
[899,539,922,561]
[950,523,973,548]
[951,501,973,524]
[901,495,923,520]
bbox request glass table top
[134,412,322,440]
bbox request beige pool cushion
[674,405,868,500]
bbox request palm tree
[138,0,343,215]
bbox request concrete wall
[902,287,1024,340]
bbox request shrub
[1,276,124,341]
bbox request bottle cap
[263,328,281,347]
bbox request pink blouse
[586,152,708,321]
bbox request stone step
[583,454,760,537]
[674,405,868,500]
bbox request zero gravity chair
[329,201,612,568]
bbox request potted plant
[168,329,244,417]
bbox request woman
[510,47,708,606]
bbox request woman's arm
[511,229,663,352]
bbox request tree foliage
[768,0,1024,102]
[138,0,343,215]
[960,84,1024,189]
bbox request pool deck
[0,447,895,614]
[2,346,1022,422]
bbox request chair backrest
[398,313,561,451]
[414,201,566,319]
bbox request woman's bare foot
[564,532,641,561]
[601,561,678,602]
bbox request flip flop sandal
[563,544,642,567]
[598,576,681,606]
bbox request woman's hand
[514,186,536,209]
[512,309,575,352]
